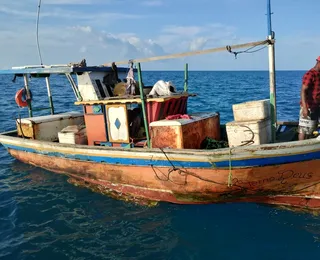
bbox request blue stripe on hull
[215,151,320,168]
[3,143,320,168]
[3,143,211,168]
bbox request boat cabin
[0,62,293,149]
[2,63,225,150]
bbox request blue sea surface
[0,71,319,260]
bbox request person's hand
[302,107,309,118]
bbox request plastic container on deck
[226,118,271,147]
[16,112,84,141]
[232,99,270,122]
[58,125,87,145]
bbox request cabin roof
[0,64,133,75]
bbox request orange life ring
[15,88,31,107]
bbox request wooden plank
[74,93,194,106]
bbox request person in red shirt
[298,56,320,140]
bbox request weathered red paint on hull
[8,148,320,209]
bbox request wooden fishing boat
[1,0,320,210]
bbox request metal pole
[268,41,276,142]
[23,74,33,117]
[184,63,188,92]
[45,77,54,114]
[267,0,272,36]
[65,73,82,101]
[137,63,151,148]
[267,0,276,142]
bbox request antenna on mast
[267,0,274,39]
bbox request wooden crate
[150,112,220,149]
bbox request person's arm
[301,84,309,118]
[301,72,314,118]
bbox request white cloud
[72,26,92,33]
[0,5,142,23]
[0,7,34,18]
[189,37,208,51]
[127,37,165,57]
[162,26,203,37]
[0,23,167,68]
[157,23,237,54]
[0,0,318,71]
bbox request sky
[0,0,319,70]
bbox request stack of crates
[226,99,271,147]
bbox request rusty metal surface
[16,123,35,139]
[181,114,220,149]
[150,113,220,149]
[150,126,180,148]
[7,148,320,209]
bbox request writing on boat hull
[232,170,313,188]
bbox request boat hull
[3,134,320,209]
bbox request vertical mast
[184,63,188,92]
[137,63,151,148]
[267,0,277,142]
[267,0,272,36]
[45,77,55,115]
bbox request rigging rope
[155,148,246,189]
[226,41,268,59]
[16,107,25,139]
[103,39,272,66]
[36,0,43,65]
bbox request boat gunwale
[1,130,319,162]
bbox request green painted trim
[27,96,33,117]
[270,93,276,142]
[137,63,151,148]
[184,63,188,92]
[49,96,55,115]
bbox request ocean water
[1,71,320,260]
